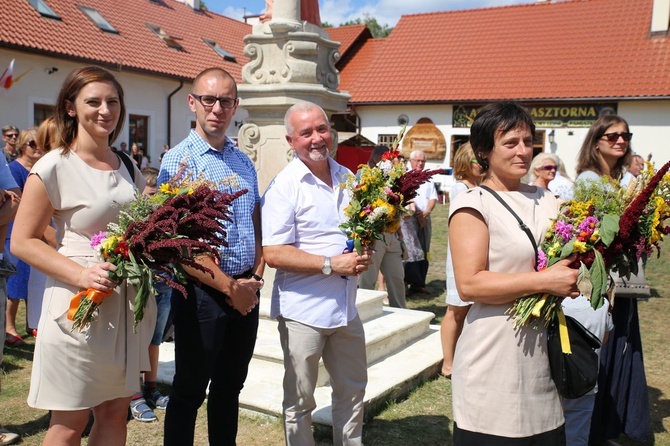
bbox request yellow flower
[386,219,400,233]
[373,198,396,219]
[590,229,600,243]
[573,240,587,253]
[101,235,120,254]
[548,242,562,258]
[650,196,670,244]
[568,200,593,219]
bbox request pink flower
[90,231,107,248]
[537,249,548,270]
[578,216,599,235]
[554,221,573,242]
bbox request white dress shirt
[261,157,358,328]
[412,178,438,211]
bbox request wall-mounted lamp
[548,129,555,144]
[46,67,58,75]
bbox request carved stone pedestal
[237,18,349,192]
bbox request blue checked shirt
[158,130,260,276]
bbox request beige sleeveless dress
[449,186,563,438]
[28,149,156,410]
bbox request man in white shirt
[404,150,437,294]
[262,101,372,445]
[620,154,645,188]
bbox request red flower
[114,240,130,259]
[381,150,400,161]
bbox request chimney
[176,0,200,10]
[651,0,670,33]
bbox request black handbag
[546,312,601,399]
[480,185,602,399]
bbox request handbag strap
[117,152,136,182]
[480,185,539,270]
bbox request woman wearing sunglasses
[4,128,45,346]
[576,114,632,182]
[529,152,559,191]
[575,115,650,445]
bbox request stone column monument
[237,0,350,192]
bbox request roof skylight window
[28,0,61,20]
[78,5,118,33]
[203,39,236,62]
[146,23,184,51]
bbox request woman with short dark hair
[449,102,579,444]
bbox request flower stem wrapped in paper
[510,160,670,329]
[339,125,445,254]
[68,162,247,331]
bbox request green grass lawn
[2,203,669,445]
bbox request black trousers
[164,281,259,446]
[454,423,566,446]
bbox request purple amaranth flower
[90,231,107,249]
[554,220,574,242]
[537,249,548,270]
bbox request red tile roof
[339,0,670,104]
[327,24,369,60]
[0,0,251,81]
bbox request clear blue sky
[207,0,536,28]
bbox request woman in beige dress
[11,66,155,445]
[448,102,579,444]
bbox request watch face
[322,257,332,275]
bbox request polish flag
[0,58,15,90]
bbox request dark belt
[232,269,253,280]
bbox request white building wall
[355,100,670,182]
[0,50,246,167]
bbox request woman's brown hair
[452,142,477,181]
[36,117,57,153]
[576,114,632,180]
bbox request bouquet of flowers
[510,160,670,329]
[67,163,247,331]
[339,127,444,254]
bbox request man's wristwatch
[251,273,264,289]
[321,256,332,275]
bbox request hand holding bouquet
[68,163,247,331]
[511,160,670,328]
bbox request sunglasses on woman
[26,140,37,148]
[601,132,633,143]
[539,165,557,171]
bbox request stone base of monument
[157,274,443,426]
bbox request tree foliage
[339,14,393,38]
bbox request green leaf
[577,262,592,299]
[600,214,619,247]
[354,238,363,255]
[589,250,607,310]
[560,239,575,259]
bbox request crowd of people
[0,65,655,446]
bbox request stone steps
[157,275,443,426]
